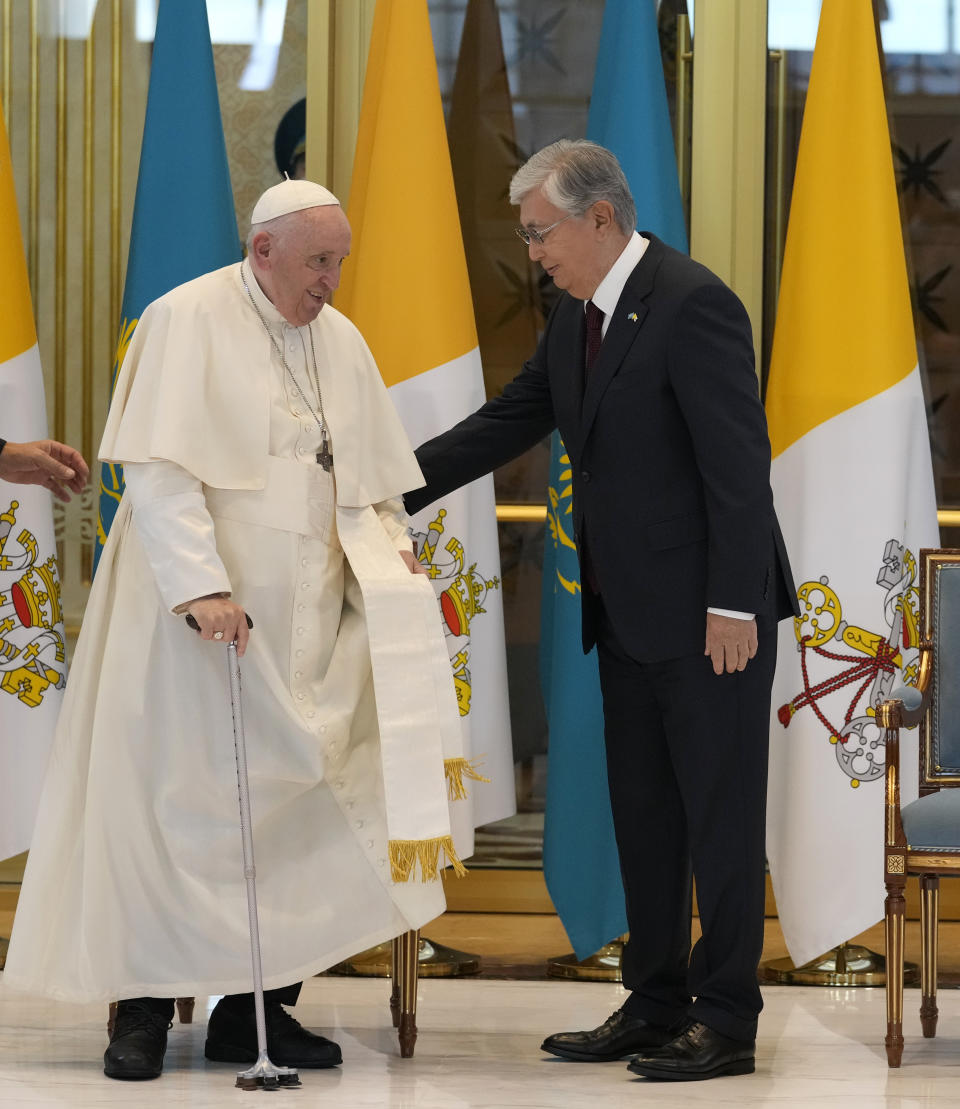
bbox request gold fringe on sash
[389,835,468,883]
[443,757,490,802]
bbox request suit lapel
[580,235,663,443]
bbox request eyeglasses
[514,213,574,246]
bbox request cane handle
[185,613,254,632]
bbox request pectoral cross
[316,434,333,472]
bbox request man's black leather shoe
[204,999,342,1068]
[103,1000,172,1080]
[541,1009,676,1062]
[627,1020,755,1080]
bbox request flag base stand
[760,943,918,987]
[0,936,7,970]
[325,937,481,978]
[547,941,623,982]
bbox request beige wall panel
[690,0,767,369]
[214,0,308,240]
[306,0,376,204]
[1,1,148,629]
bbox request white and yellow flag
[765,0,939,965]
[335,0,515,847]
[0,107,66,861]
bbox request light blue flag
[540,0,688,960]
[94,0,240,570]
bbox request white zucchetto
[250,179,340,225]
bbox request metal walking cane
[188,614,301,1091]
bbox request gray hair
[509,139,636,234]
[245,211,299,254]
[244,210,290,252]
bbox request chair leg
[919,875,939,1038]
[107,1001,117,1037]
[389,936,401,1028]
[397,928,420,1058]
[885,877,906,1067]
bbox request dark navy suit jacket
[405,233,798,662]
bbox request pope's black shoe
[204,999,342,1068]
[541,1008,676,1062]
[103,999,172,1080]
[627,1020,755,1080]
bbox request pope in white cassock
[2,180,470,1082]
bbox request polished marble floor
[1,975,959,1107]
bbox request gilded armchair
[879,548,960,1067]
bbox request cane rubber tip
[235,1072,302,1090]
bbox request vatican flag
[0,106,66,862]
[336,0,515,848]
[765,0,939,965]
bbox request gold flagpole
[327,937,480,979]
[548,940,624,982]
[762,943,918,987]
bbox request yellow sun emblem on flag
[546,447,580,596]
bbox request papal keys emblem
[777,539,921,788]
[0,500,66,708]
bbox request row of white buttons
[331,777,381,859]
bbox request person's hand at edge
[0,439,89,502]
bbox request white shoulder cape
[99,263,426,507]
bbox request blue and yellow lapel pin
[627,312,638,322]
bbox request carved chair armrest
[877,640,933,850]
[877,640,933,731]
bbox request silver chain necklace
[240,261,333,471]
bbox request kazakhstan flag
[94,0,240,569]
[540,0,688,959]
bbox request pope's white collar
[240,259,297,330]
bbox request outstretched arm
[405,345,556,516]
[0,438,89,501]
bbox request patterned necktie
[585,300,605,373]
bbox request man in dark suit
[404,140,797,1082]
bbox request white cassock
[2,262,466,1003]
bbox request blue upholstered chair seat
[902,790,960,850]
